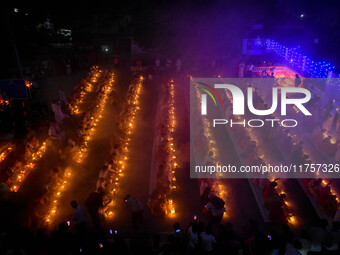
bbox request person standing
[295,74,302,87]
[332,108,339,131]
[66,60,72,75]
[85,188,105,231]
[124,194,144,230]
[51,100,65,126]
[113,57,120,69]
[70,200,86,236]
[200,224,216,254]
[48,121,64,144]
[238,62,245,78]
[246,63,254,77]
[155,57,161,69]
[58,86,66,102]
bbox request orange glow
[45,72,115,224]
[101,76,143,219]
[25,80,32,88]
[9,141,49,192]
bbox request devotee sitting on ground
[60,139,77,161]
[148,191,166,217]
[263,181,278,201]
[24,136,40,161]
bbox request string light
[267,39,335,78]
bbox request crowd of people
[2,203,340,255]
[1,50,340,254]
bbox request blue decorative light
[267,39,335,78]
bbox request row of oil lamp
[75,73,114,163]
[261,88,340,207]
[276,79,339,150]
[69,67,101,115]
[8,141,49,192]
[193,84,228,217]
[102,76,144,219]
[0,144,14,164]
[152,79,178,216]
[7,68,103,193]
[222,89,296,224]
[247,83,339,220]
[165,80,178,216]
[45,72,115,224]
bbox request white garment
[187,225,198,250]
[51,103,65,124]
[49,126,61,139]
[200,232,216,252]
[299,238,311,255]
[309,226,328,252]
